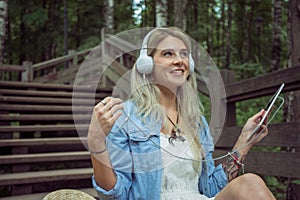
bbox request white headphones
[136,28,195,75]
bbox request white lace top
[160,133,215,200]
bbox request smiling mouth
[170,69,185,75]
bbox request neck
[158,86,177,111]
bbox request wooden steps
[0,81,111,198]
[0,188,97,200]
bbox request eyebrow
[159,48,189,52]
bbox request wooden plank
[0,124,88,132]
[0,151,90,164]
[103,55,128,75]
[0,104,90,112]
[0,81,112,93]
[0,192,47,200]
[0,65,25,72]
[106,35,137,57]
[216,122,300,148]
[214,150,300,178]
[0,188,97,200]
[0,168,93,186]
[0,114,89,121]
[0,89,106,99]
[33,54,75,71]
[225,66,300,102]
[0,137,86,147]
[0,96,93,105]
[0,81,74,91]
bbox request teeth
[171,69,184,74]
[172,69,183,72]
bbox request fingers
[92,97,124,136]
[97,97,123,109]
[264,106,274,125]
[250,109,264,122]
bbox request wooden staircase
[0,81,111,199]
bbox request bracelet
[89,147,107,155]
[228,151,245,174]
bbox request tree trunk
[19,5,26,64]
[205,1,211,54]
[193,0,198,25]
[225,0,232,69]
[285,0,300,123]
[76,2,81,48]
[210,1,215,56]
[270,0,282,72]
[174,0,187,31]
[221,0,226,66]
[104,0,114,33]
[156,0,167,27]
[0,0,8,64]
[235,0,246,63]
[247,1,255,62]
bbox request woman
[87,27,276,199]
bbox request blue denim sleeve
[199,153,228,197]
[92,112,133,200]
[198,116,228,197]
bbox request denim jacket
[92,101,228,200]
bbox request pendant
[168,127,185,146]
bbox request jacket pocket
[128,130,162,172]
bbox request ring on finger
[101,100,107,106]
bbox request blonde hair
[130,27,204,168]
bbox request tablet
[247,83,285,141]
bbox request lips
[170,68,185,75]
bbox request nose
[173,54,184,65]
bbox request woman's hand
[234,109,269,156]
[88,97,123,190]
[87,97,123,150]
[242,109,269,142]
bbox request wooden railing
[0,29,137,86]
[0,48,92,83]
[213,66,300,198]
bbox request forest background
[0,0,299,199]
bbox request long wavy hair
[130,27,204,168]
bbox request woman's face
[152,36,190,92]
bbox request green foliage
[77,36,101,51]
[263,176,290,200]
[199,93,211,123]
[22,6,48,29]
[114,0,136,32]
[229,62,266,80]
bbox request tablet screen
[247,83,285,141]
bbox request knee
[236,173,274,199]
[238,173,265,187]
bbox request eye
[180,50,189,58]
[163,51,173,57]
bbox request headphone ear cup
[136,49,154,75]
[189,53,194,73]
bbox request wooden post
[101,28,108,88]
[221,70,236,126]
[21,61,33,82]
[207,70,235,144]
[287,0,300,122]
[286,1,300,198]
[68,49,77,68]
